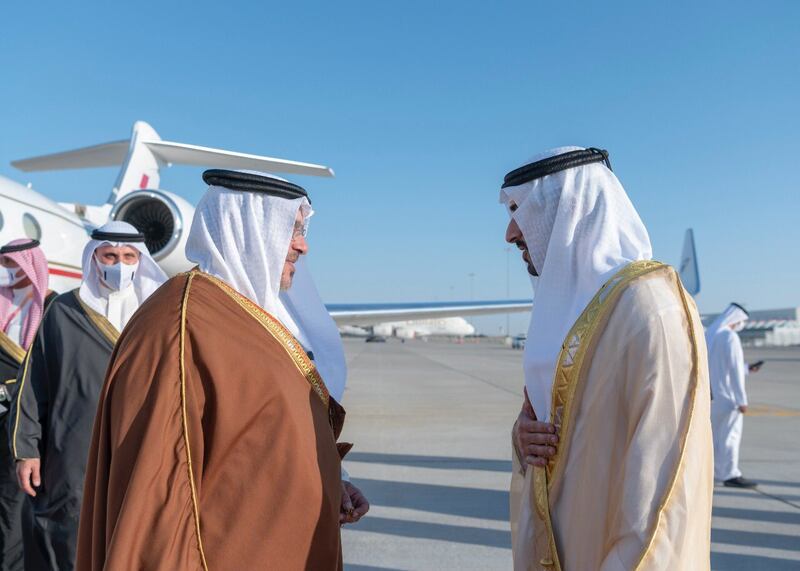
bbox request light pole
[505,247,511,336]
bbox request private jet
[0,121,532,328]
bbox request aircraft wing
[12,139,334,178]
[11,141,130,171]
[142,141,335,177]
[326,300,532,326]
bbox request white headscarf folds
[79,221,168,322]
[185,171,347,402]
[705,303,749,348]
[500,146,652,421]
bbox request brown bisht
[77,269,348,571]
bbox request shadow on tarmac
[346,455,800,567]
[712,552,799,570]
[356,478,509,522]
[353,516,510,549]
[713,505,800,525]
[348,452,512,473]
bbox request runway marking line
[746,404,800,417]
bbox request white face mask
[732,321,746,332]
[0,268,23,287]
[97,259,139,291]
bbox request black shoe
[724,476,758,489]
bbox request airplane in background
[0,120,532,328]
[340,317,475,339]
[338,230,701,340]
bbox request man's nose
[505,218,522,244]
[293,236,309,255]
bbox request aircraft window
[22,213,42,240]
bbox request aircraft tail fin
[11,121,334,204]
[679,228,701,296]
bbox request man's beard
[280,258,297,290]
[517,241,538,277]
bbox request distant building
[703,307,800,348]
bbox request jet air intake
[110,189,195,276]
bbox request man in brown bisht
[77,170,368,571]
[501,147,713,570]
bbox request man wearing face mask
[0,239,55,571]
[502,148,713,570]
[77,171,368,571]
[706,303,761,489]
[8,222,166,571]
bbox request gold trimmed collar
[73,290,120,346]
[547,260,665,486]
[191,270,330,406]
[0,330,26,364]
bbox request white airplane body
[1,121,532,328]
[0,174,86,290]
[375,317,476,339]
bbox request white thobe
[95,283,139,332]
[4,285,34,346]
[708,328,748,481]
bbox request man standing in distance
[0,239,54,571]
[503,147,713,570]
[10,222,166,571]
[77,170,368,571]
[706,303,761,488]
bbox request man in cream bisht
[77,170,368,571]
[9,222,166,571]
[502,147,713,570]
[706,303,760,489]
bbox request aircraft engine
[110,189,196,276]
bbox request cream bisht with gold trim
[502,148,713,570]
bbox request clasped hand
[513,389,558,468]
[340,480,369,525]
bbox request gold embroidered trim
[195,270,330,406]
[533,465,562,570]
[633,273,701,570]
[10,296,62,459]
[0,330,25,364]
[73,290,120,346]
[12,345,34,459]
[531,260,666,570]
[178,272,210,570]
[547,260,664,486]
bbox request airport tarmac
[339,338,800,570]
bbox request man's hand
[16,458,41,497]
[514,389,558,468]
[738,405,748,414]
[340,481,369,525]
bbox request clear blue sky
[2,1,798,334]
